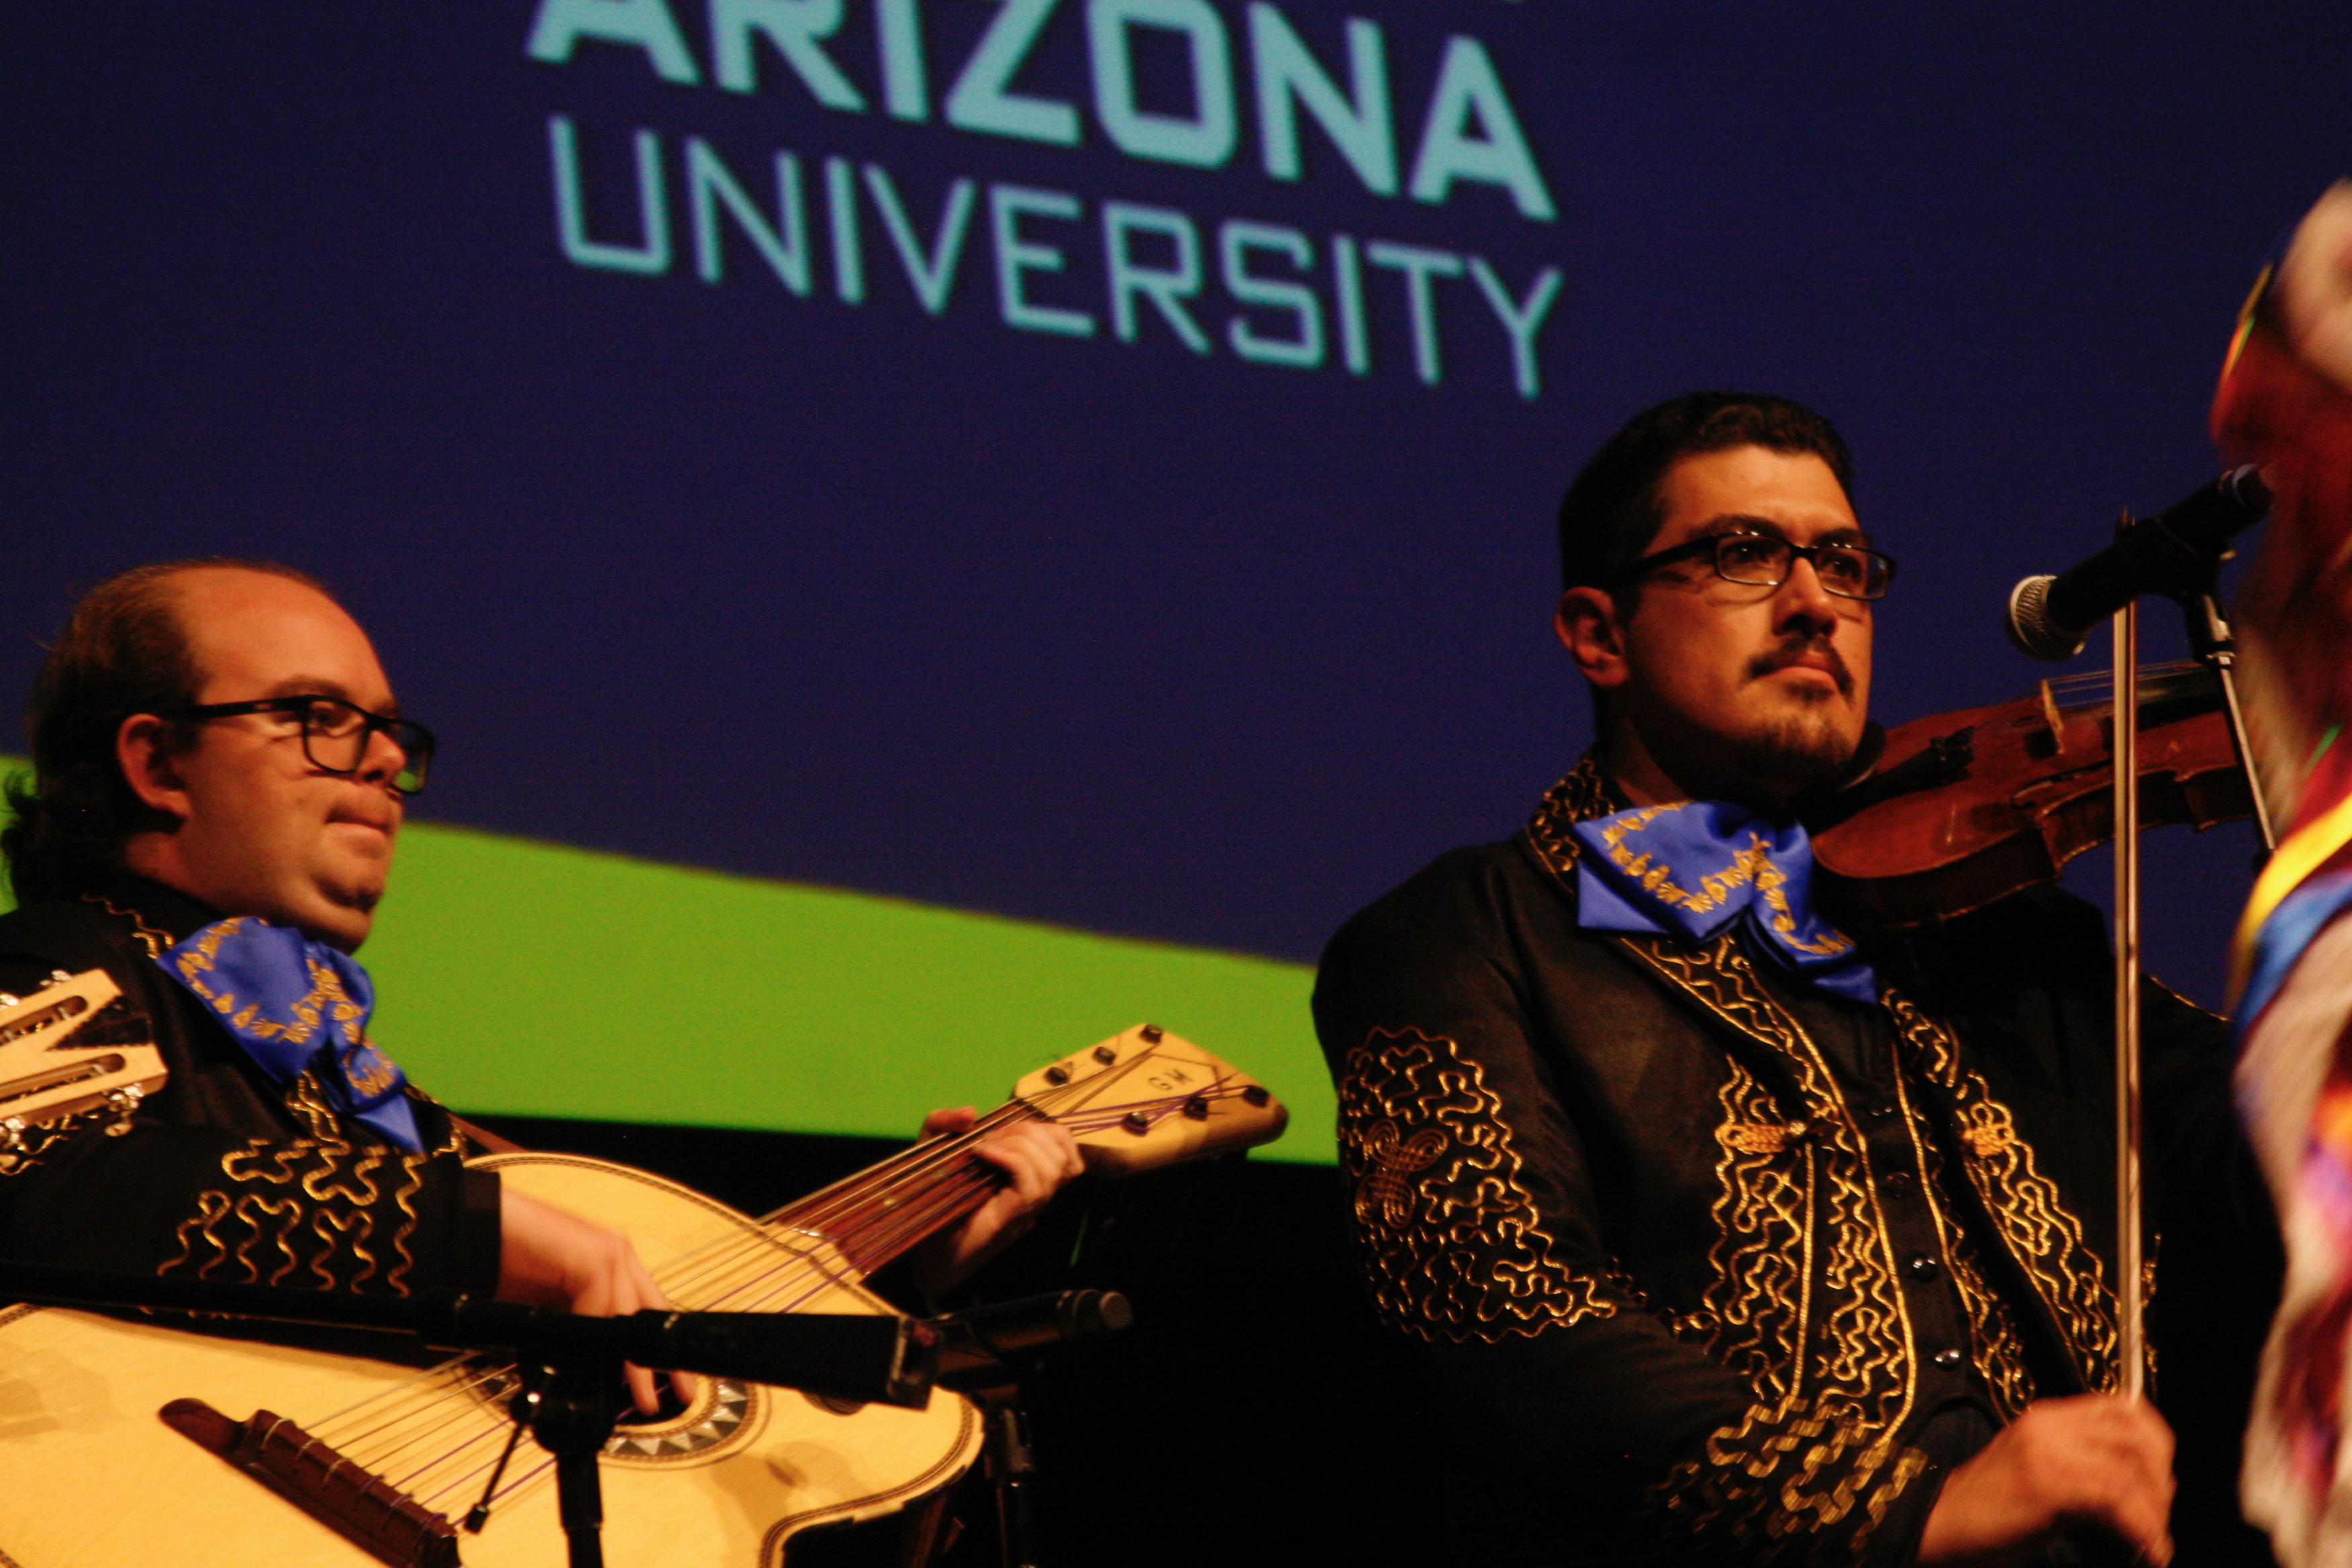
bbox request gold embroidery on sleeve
[160,1191,233,1279]
[1337,1026,1628,1340]
[1650,1394,1932,1557]
[309,1205,378,1292]
[156,1136,428,1295]
[385,1152,426,1297]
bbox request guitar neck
[761,1103,1038,1277]
[754,1024,1289,1277]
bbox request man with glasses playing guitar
[0,560,1081,1414]
[1315,393,2277,1567]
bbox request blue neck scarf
[157,918,421,1150]
[1570,801,1879,1004]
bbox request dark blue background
[9,2,2347,1004]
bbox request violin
[1810,661,2254,928]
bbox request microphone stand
[0,1260,937,1568]
[2106,538,2273,1408]
[929,1289,1134,1568]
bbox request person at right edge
[1312,393,2282,1565]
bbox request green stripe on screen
[0,761,1333,1163]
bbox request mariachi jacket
[0,871,502,1297]
[1312,761,2276,1567]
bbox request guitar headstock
[0,968,164,1150]
[1012,1025,1287,1177]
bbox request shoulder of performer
[1323,838,1579,956]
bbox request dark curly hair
[1557,391,1854,598]
[3,559,330,904]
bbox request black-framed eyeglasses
[183,697,436,795]
[1619,532,1898,601]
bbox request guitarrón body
[0,1026,1284,1567]
[0,1156,975,1567]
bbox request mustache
[1747,633,1854,698]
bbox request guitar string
[297,1053,1263,1524]
[669,1079,1245,1315]
[635,1061,1138,1300]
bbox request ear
[117,714,193,825]
[1555,587,1631,690]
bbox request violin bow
[2112,597,2145,1400]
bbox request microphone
[2004,466,2271,660]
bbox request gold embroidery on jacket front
[1885,991,2118,1392]
[1518,754,1614,879]
[1521,763,1939,1550]
[1893,1042,2037,1418]
[1338,1026,1628,1340]
[1625,935,1916,1435]
[1679,1056,1811,1411]
[1622,934,1928,1545]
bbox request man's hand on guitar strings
[908,1108,1086,1298]
[495,1186,699,1415]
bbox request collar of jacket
[72,869,224,955]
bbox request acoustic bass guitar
[0,990,1285,1568]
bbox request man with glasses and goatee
[0,561,1075,1404]
[1314,394,2280,1567]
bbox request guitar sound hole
[614,1377,693,1426]
[601,1377,758,1461]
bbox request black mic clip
[928,1289,1134,1391]
[2005,464,2271,662]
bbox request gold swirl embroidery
[1518,754,1616,877]
[159,1136,422,1294]
[385,1151,426,1297]
[1353,1120,1449,1229]
[224,1142,314,1185]
[1337,1027,1629,1340]
[1884,992,2118,1393]
[303,1144,385,1206]
[1648,1394,1932,1558]
[1522,762,1939,1545]
[284,1073,343,1140]
[160,1190,234,1279]
[1892,1045,2037,1418]
[1683,1057,1812,1410]
[310,1206,377,1292]
[81,893,170,959]
[1622,934,1916,1438]
[248,1195,303,1285]
[418,1091,467,1157]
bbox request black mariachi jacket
[0,872,502,1297]
[1313,761,2275,1567]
